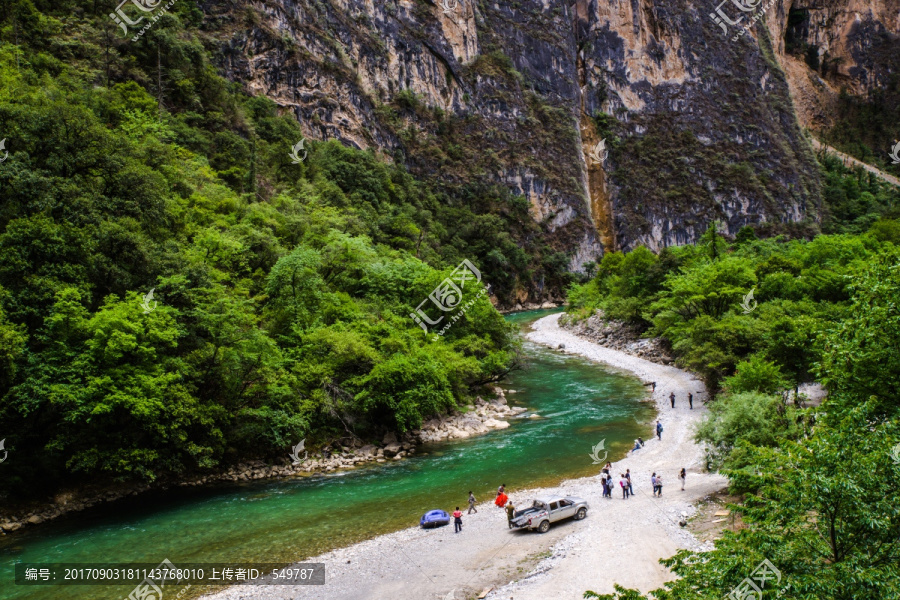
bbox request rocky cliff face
[768,0,900,131]
[198,0,892,276]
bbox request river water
[0,310,654,599]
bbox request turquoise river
[0,309,656,599]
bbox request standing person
[506,501,516,528]
[603,461,612,476]
[679,468,686,491]
[651,473,658,497]
[495,486,508,508]
[600,474,608,498]
[625,469,634,496]
[651,381,656,392]
[656,420,663,440]
[468,491,478,514]
[669,392,676,408]
[453,507,463,533]
[619,474,628,499]
[657,474,663,497]
[688,393,693,409]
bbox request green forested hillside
[583,255,900,599]
[0,1,526,497]
[571,207,900,598]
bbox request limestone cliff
[198,0,895,288]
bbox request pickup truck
[510,496,589,533]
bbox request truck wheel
[537,520,550,533]
[575,508,587,520]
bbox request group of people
[668,391,694,409]
[450,383,696,531]
[599,462,634,499]
[451,463,688,533]
[453,484,513,533]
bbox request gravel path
[811,138,900,187]
[202,313,727,600]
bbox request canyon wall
[198,0,897,280]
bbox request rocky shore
[0,390,524,535]
[560,310,674,364]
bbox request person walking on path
[651,473,658,497]
[626,469,634,496]
[688,393,693,409]
[657,474,663,497]
[453,507,463,533]
[467,491,478,514]
[669,392,676,408]
[619,474,629,499]
[656,420,663,440]
[506,501,516,528]
[679,468,686,491]
[651,381,656,392]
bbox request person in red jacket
[453,507,463,533]
[494,484,508,508]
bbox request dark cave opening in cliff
[785,8,820,71]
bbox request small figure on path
[669,392,676,408]
[468,491,478,514]
[632,439,641,452]
[453,507,463,533]
[651,473,658,497]
[638,437,644,447]
[651,381,656,392]
[688,393,693,409]
[626,469,634,496]
[619,474,629,499]
[657,474,663,497]
[679,468,686,491]
[656,420,663,440]
[506,501,516,528]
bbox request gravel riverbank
[202,313,728,600]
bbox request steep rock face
[201,0,825,273]
[769,0,900,130]
[578,0,820,250]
